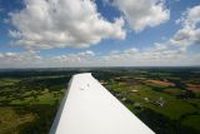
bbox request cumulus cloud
[110,0,170,32]
[0,45,199,68]
[172,5,200,47]
[0,51,42,68]
[102,44,187,66]
[2,3,199,68]
[0,50,97,68]
[51,50,95,64]
[9,0,126,49]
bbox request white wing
[50,73,155,134]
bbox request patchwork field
[0,67,199,134]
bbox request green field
[0,67,199,134]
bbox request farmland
[0,67,199,134]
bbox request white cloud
[172,5,200,47]
[0,53,3,58]
[51,50,95,66]
[2,3,199,68]
[111,0,170,32]
[9,0,126,50]
[0,51,42,68]
[0,45,199,68]
[0,50,97,68]
[102,44,187,66]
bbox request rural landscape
[0,67,199,134]
[0,0,200,133]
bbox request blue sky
[0,0,200,68]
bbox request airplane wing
[49,73,155,134]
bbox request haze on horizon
[0,0,200,68]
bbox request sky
[0,0,200,68]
